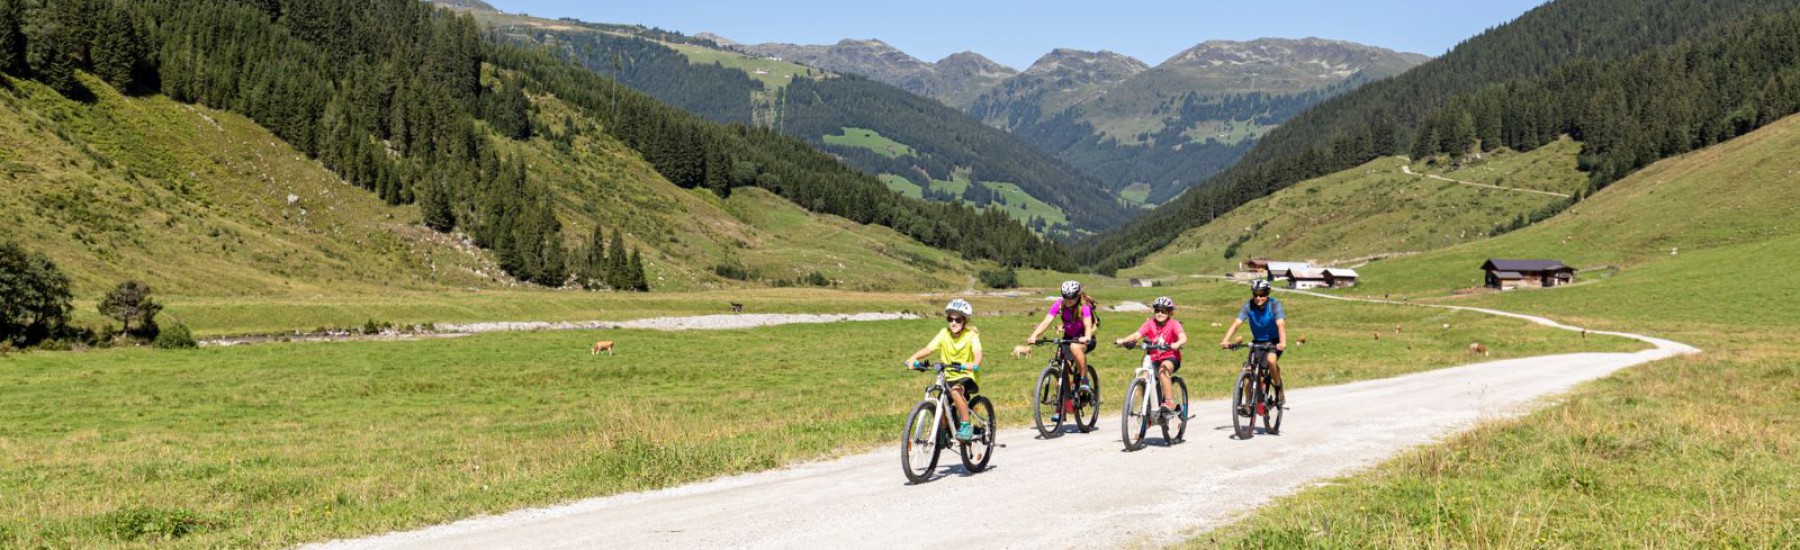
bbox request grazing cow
[1468,342,1488,356]
[1297,335,1307,345]
[729,302,744,313]
[1394,323,1402,334]
[591,340,615,355]
[1011,345,1033,359]
[1373,332,1381,341]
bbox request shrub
[977,267,1018,289]
[103,507,212,541]
[153,323,196,349]
[804,270,832,287]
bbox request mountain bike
[1119,341,1188,451]
[1029,338,1100,438]
[1227,342,1284,439]
[900,361,995,484]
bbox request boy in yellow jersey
[904,299,984,441]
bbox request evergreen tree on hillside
[626,248,648,291]
[0,0,24,76]
[21,7,77,96]
[604,230,628,290]
[579,225,607,289]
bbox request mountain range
[734,36,1428,203]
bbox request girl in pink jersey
[1114,296,1187,415]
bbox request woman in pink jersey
[1114,296,1187,415]
[1027,280,1098,422]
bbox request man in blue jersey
[1219,280,1287,392]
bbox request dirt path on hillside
[301,302,1695,549]
[200,313,919,346]
[1401,162,1572,198]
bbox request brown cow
[591,340,615,356]
[1297,335,1307,345]
[1011,345,1033,359]
[1468,342,1488,357]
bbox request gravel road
[301,306,1695,550]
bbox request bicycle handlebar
[1032,338,1085,345]
[1118,341,1176,352]
[1225,342,1278,351]
[910,360,975,372]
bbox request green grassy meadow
[877,174,923,198]
[822,127,916,158]
[1185,116,1800,548]
[0,280,1635,548]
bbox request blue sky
[485,0,1552,69]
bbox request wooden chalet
[1482,259,1575,289]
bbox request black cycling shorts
[1155,358,1183,373]
[948,377,980,396]
[1253,341,1284,359]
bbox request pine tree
[604,230,627,290]
[580,225,606,289]
[626,248,647,291]
[0,0,24,76]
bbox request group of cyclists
[905,279,1289,442]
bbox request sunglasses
[1153,307,1173,314]
[946,316,967,324]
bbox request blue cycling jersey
[1236,298,1286,343]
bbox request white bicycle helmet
[1059,280,1082,298]
[945,298,973,318]
[1152,296,1175,310]
[1250,280,1272,296]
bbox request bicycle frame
[917,364,964,443]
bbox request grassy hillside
[1349,115,1800,299]
[1191,114,1800,549]
[1126,138,1584,278]
[0,70,974,301]
[0,73,490,296]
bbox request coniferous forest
[0,0,1071,290]
[1078,0,1800,273]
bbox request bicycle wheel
[1167,376,1189,444]
[1121,378,1149,451]
[900,400,941,483]
[960,396,995,473]
[1032,366,1065,438]
[1263,380,1284,435]
[1231,371,1255,440]
[1076,365,1101,432]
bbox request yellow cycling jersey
[926,327,982,383]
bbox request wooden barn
[1482,259,1575,289]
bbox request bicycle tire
[1231,371,1255,440]
[1264,381,1284,435]
[1032,365,1065,438]
[900,400,941,483]
[1122,378,1149,451]
[1076,365,1101,432]
[1169,376,1189,444]
[960,396,995,472]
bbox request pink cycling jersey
[1136,318,1184,363]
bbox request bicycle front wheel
[960,396,995,473]
[1121,378,1149,451]
[1076,365,1101,432]
[1168,376,1189,444]
[1032,366,1065,438]
[1231,371,1256,440]
[1264,381,1284,435]
[901,401,941,483]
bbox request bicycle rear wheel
[900,401,941,483]
[1076,365,1101,432]
[1167,376,1189,444]
[1032,366,1065,438]
[1231,371,1256,440]
[1121,378,1149,451]
[960,396,995,473]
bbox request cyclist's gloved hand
[967,364,979,372]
